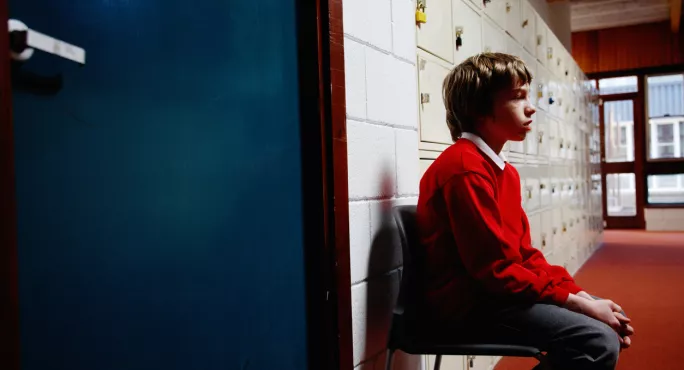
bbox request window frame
[590,66,684,208]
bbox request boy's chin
[509,133,527,141]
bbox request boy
[416,53,634,370]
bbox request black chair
[386,205,545,370]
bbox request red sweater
[416,134,582,322]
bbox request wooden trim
[634,75,647,228]
[587,64,684,80]
[672,0,682,33]
[327,0,353,369]
[646,203,684,208]
[601,162,635,173]
[296,0,345,369]
[0,0,21,367]
[598,94,646,229]
[600,92,638,101]
[644,161,684,174]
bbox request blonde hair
[442,52,533,142]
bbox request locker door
[548,117,560,160]
[528,213,542,250]
[536,62,549,112]
[504,0,522,42]
[535,14,548,65]
[420,159,435,177]
[453,0,483,65]
[520,49,537,108]
[418,53,453,145]
[482,18,508,54]
[483,0,508,30]
[417,0,455,63]
[506,35,523,58]
[520,0,537,54]
[541,210,552,253]
[537,111,549,159]
[427,355,466,370]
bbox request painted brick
[343,0,392,51]
[391,0,417,61]
[349,201,373,284]
[351,271,401,366]
[347,120,397,199]
[345,38,368,119]
[395,130,420,195]
[366,49,419,128]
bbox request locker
[482,18,508,54]
[540,210,552,252]
[520,0,537,54]
[504,0,522,42]
[536,62,549,112]
[420,158,434,177]
[535,13,548,65]
[418,53,453,145]
[547,76,560,118]
[536,111,549,158]
[548,117,559,159]
[417,0,455,63]
[525,176,540,211]
[453,0,483,65]
[540,174,551,208]
[520,48,537,108]
[528,212,542,250]
[483,0,508,30]
[506,35,523,58]
[525,118,539,157]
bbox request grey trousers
[466,297,623,370]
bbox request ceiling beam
[671,0,682,32]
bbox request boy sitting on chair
[416,53,634,370]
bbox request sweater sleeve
[443,172,570,306]
[519,211,583,294]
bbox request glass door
[600,97,646,228]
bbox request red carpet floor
[495,230,684,370]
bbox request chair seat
[397,341,542,357]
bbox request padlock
[415,9,427,24]
[416,0,427,24]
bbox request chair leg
[385,349,395,370]
[433,354,442,370]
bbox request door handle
[8,19,86,65]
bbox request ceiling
[570,0,671,32]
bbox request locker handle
[526,187,533,199]
[552,227,557,235]
[506,2,511,12]
[538,131,544,144]
[540,183,546,190]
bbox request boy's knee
[586,323,621,368]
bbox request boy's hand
[576,291,595,301]
[581,299,623,332]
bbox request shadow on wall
[359,166,423,370]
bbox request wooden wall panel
[572,21,684,74]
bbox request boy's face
[485,80,536,143]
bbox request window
[648,174,684,204]
[603,100,635,163]
[599,76,638,94]
[606,173,637,216]
[648,118,683,160]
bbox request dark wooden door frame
[598,91,647,229]
[0,0,354,369]
[300,0,353,369]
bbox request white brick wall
[343,0,422,368]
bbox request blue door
[8,1,309,369]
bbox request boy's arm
[519,211,583,294]
[443,172,570,305]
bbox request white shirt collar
[460,132,507,170]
